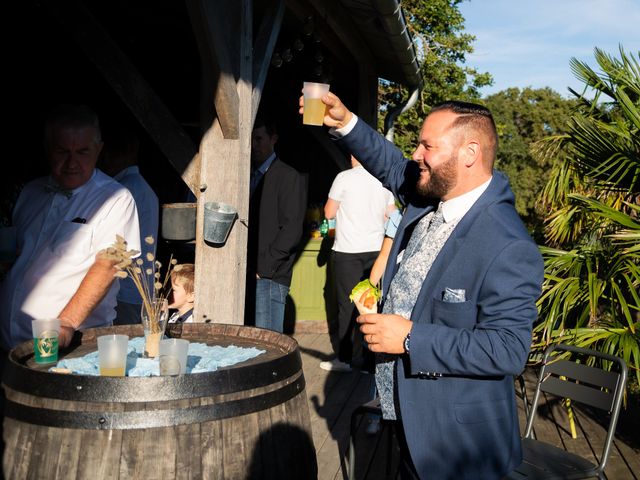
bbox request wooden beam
[251,0,285,125]
[42,0,199,194]
[186,0,241,139]
[192,0,252,325]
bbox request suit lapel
[382,201,438,294]
[406,175,505,322]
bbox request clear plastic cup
[302,82,330,126]
[31,318,60,364]
[159,338,190,375]
[97,334,129,376]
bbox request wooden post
[184,0,251,324]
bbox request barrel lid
[2,324,302,403]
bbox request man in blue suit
[301,93,544,479]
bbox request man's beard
[416,153,458,198]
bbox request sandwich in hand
[349,279,381,315]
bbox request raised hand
[299,91,354,129]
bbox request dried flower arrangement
[102,235,177,356]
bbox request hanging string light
[271,50,283,68]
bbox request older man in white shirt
[0,104,140,350]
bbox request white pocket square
[443,288,465,303]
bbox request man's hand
[357,313,412,354]
[58,325,75,348]
[298,91,353,129]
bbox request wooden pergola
[9,0,421,325]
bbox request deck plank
[294,334,638,480]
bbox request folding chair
[506,344,627,480]
[516,372,531,420]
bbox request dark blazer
[248,157,307,287]
[339,119,544,480]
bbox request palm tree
[534,46,640,387]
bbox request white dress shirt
[0,170,140,349]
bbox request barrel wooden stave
[2,324,317,480]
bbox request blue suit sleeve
[337,119,419,206]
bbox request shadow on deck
[294,332,640,480]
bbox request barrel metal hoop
[4,374,305,430]
[3,349,301,402]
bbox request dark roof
[341,0,422,88]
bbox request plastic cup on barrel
[302,82,330,126]
[97,334,129,376]
[159,338,190,375]
[31,318,60,365]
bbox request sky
[458,0,640,98]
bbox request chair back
[524,344,627,475]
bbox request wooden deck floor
[293,332,640,480]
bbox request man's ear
[187,291,195,303]
[463,140,480,167]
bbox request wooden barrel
[2,324,317,480]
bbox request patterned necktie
[402,203,445,261]
[385,202,445,316]
[376,202,449,420]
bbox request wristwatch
[403,332,411,354]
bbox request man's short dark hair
[253,116,277,136]
[431,101,498,165]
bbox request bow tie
[44,183,73,199]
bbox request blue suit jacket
[339,119,544,479]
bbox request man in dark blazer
[301,93,544,479]
[246,117,306,333]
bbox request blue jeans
[255,279,289,332]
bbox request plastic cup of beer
[159,338,190,376]
[98,334,129,376]
[302,82,329,126]
[31,318,60,365]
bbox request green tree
[380,0,493,155]
[534,46,640,387]
[483,87,577,238]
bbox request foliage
[483,88,577,238]
[380,0,493,155]
[534,46,640,387]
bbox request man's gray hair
[44,104,102,147]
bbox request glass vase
[141,299,169,358]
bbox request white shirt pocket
[50,221,93,258]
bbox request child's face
[169,279,193,309]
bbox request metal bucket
[161,203,197,241]
[203,201,237,244]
